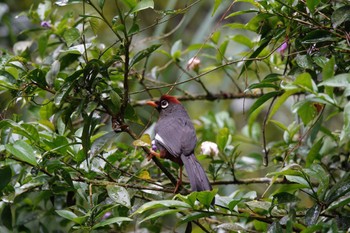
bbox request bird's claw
[147,149,160,161]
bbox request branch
[132,92,264,107]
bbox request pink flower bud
[187,57,201,72]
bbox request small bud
[187,57,201,72]
[41,21,52,28]
[201,141,219,156]
[151,140,157,151]
[277,41,288,55]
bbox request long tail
[181,153,212,192]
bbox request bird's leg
[174,165,183,193]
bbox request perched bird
[147,95,212,193]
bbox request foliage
[0,0,350,232]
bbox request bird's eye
[160,100,168,108]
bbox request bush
[0,0,349,232]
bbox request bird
[146,95,212,193]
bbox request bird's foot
[147,149,161,161]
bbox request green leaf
[231,34,253,48]
[248,91,280,115]
[170,40,182,60]
[295,54,314,69]
[295,101,317,125]
[285,175,309,187]
[131,0,154,14]
[98,0,105,8]
[92,217,132,229]
[326,193,350,211]
[340,102,350,143]
[216,127,229,151]
[129,44,161,67]
[6,140,37,166]
[325,172,350,204]
[318,73,350,87]
[0,166,12,191]
[175,192,198,208]
[267,222,283,233]
[238,37,271,78]
[63,28,80,47]
[322,57,335,96]
[106,185,131,208]
[139,209,179,224]
[293,73,315,93]
[267,89,299,122]
[131,200,191,216]
[55,209,78,221]
[306,0,320,13]
[212,0,222,16]
[120,0,137,8]
[196,190,217,208]
[304,164,329,200]
[331,5,350,28]
[272,192,299,205]
[216,223,246,232]
[305,204,321,226]
[91,132,116,157]
[306,138,323,167]
[178,212,212,225]
[133,134,151,147]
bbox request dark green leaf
[325,172,350,204]
[305,204,321,226]
[248,91,280,115]
[272,192,299,205]
[0,166,12,191]
[267,222,283,233]
[306,137,323,167]
[130,44,161,67]
[306,0,320,13]
[331,6,350,28]
[239,37,271,78]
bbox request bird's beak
[146,101,158,108]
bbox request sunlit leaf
[5,140,37,166]
[131,0,154,14]
[132,200,191,216]
[106,185,131,208]
[92,217,132,229]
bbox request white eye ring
[160,100,168,108]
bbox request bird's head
[146,95,181,113]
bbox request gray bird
[147,95,212,193]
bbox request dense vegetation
[0,0,350,232]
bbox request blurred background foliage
[0,0,350,232]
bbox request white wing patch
[155,133,165,145]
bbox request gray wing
[155,117,197,157]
